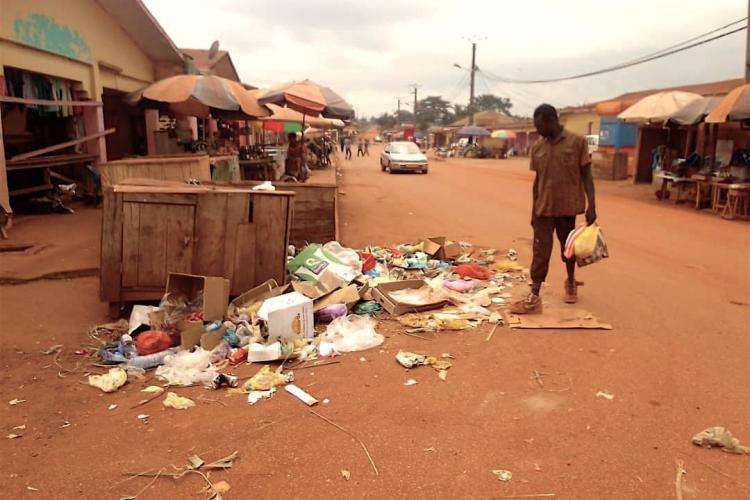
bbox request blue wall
[599,117,637,151]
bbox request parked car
[380,141,429,174]
[374,135,383,143]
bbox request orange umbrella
[126,74,270,118]
[705,84,750,123]
[255,80,354,120]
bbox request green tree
[474,94,513,115]
[415,95,454,130]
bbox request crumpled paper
[243,365,293,392]
[163,392,195,410]
[88,367,127,393]
[395,351,452,371]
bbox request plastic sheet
[321,314,384,352]
[155,348,218,387]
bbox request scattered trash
[41,344,63,355]
[9,399,26,406]
[247,388,276,405]
[396,351,453,373]
[404,379,418,386]
[7,434,21,439]
[59,421,71,428]
[108,404,118,411]
[321,314,384,352]
[323,398,330,404]
[88,367,127,393]
[341,469,351,481]
[492,469,513,481]
[438,370,448,381]
[26,486,39,492]
[691,426,750,454]
[141,385,165,394]
[155,348,218,387]
[596,390,614,401]
[163,392,195,410]
[359,357,367,362]
[137,414,150,424]
[12,424,26,430]
[285,384,319,406]
[244,365,293,391]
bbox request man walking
[511,104,596,314]
[356,139,365,157]
[344,136,352,160]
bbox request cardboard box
[166,273,230,322]
[230,279,286,311]
[372,280,450,316]
[179,320,226,351]
[257,292,314,341]
[313,284,361,312]
[421,236,462,261]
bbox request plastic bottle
[125,349,174,370]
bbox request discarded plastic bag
[154,348,218,387]
[243,365,294,391]
[88,367,127,393]
[321,314,384,352]
[135,330,172,355]
[454,263,492,280]
[163,392,195,410]
[323,241,363,273]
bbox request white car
[380,141,429,174]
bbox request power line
[482,20,746,84]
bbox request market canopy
[665,96,723,126]
[126,74,270,118]
[257,103,345,129]
[456,126,490,137]
[255,80,355,120]
[705,84,750,123]
[617,91,703,124]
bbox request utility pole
[469,41,477,125]
[409,84,421,121]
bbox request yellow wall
[560,112,600,137]
[0,0,159,97]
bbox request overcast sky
[144,0,747,118]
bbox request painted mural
[13,13,92,62]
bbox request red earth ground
[1,146,748,499]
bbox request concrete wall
[0,0,160,97]
[560,112,600,137]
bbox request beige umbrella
[705,84,750,123]
[618,91,703,124]
[258,103,344,128]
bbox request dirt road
[1,146,748,499]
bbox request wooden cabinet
[101,181,294,312]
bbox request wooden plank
[136,203,169,287]
[10,128,115,161]
[166,204,195,277]
[100,190,123,302]
[122,193,197,205]
[0,96,103,107]
[193,193,228,276]
[224,193,248,293]
[121,202,141,287]
[100,155,211,186]
[233,223,257,294]
[9,184,53,197]
[253,194,290,284]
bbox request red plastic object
[454,263,492,280]
[136,330,173,355]
[184,311,204,322]
[229,347,248,365]
[360,252,376,273]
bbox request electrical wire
[481,20,746,84]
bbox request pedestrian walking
[364,139,370,156]
[356,140,365,157]
[344,136,352,160]
[510,104,596,314]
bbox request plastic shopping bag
[576,228,609,267]
[564,225,587,259]
[573,224,600,259]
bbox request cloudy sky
[144,0,747,118]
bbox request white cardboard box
[257,292,314,341]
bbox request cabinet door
[121,201,195,289]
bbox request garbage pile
[89,237,527,403]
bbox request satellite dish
[208,40,220,60]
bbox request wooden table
[655,172,696,204]
[711,181,750,219]
[239,158,276,181]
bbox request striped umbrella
[491,130,517,139]
[126,74,270,118]
[255,80,354,120]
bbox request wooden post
[145,109,159,155]
[0,107,10,213]
[83,106,107,164]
